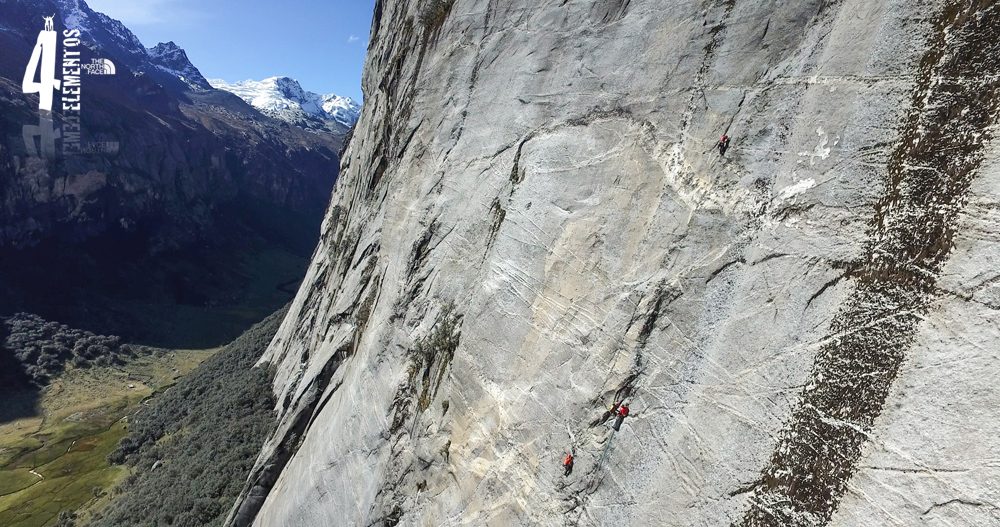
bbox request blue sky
[86,0,375,101]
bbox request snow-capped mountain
[56,0,146,56]
[209,77,361,132]
[321,94,363,128]
[47,0,212,93]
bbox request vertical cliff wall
[229,1,1000,525]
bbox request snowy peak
[321,94,362,128]
[47,1,207,92]
[56,0,146,56]
[147,41,211,90]
[148,41,185,58]
[269,77,309,101]
[209,77,361,131]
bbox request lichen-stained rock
[227,1,1000,526]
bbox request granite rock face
[230,1,1000,525]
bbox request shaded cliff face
[234,0,1000,525]
[0,0,344,345]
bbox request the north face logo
[83,58,116,75]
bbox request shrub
[56,510,77,527]
[0,313,132,385]
[418,0,455,34]
[93,308,285,527]
[413,304,462,411]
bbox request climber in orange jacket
[563,452,574,476]
[613,401,630,431]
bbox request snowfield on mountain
[210,77,362,133]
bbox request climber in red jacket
[613,401,630,431]
[717,134,731,156]
[563,452,574,476]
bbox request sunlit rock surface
[228,1,1000,525]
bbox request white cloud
[347,34,360,44]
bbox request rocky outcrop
[231,0,1000,525]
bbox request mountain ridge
[209,76,362,133]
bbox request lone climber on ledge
[613,401,630,431]
[717,134,731,156]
